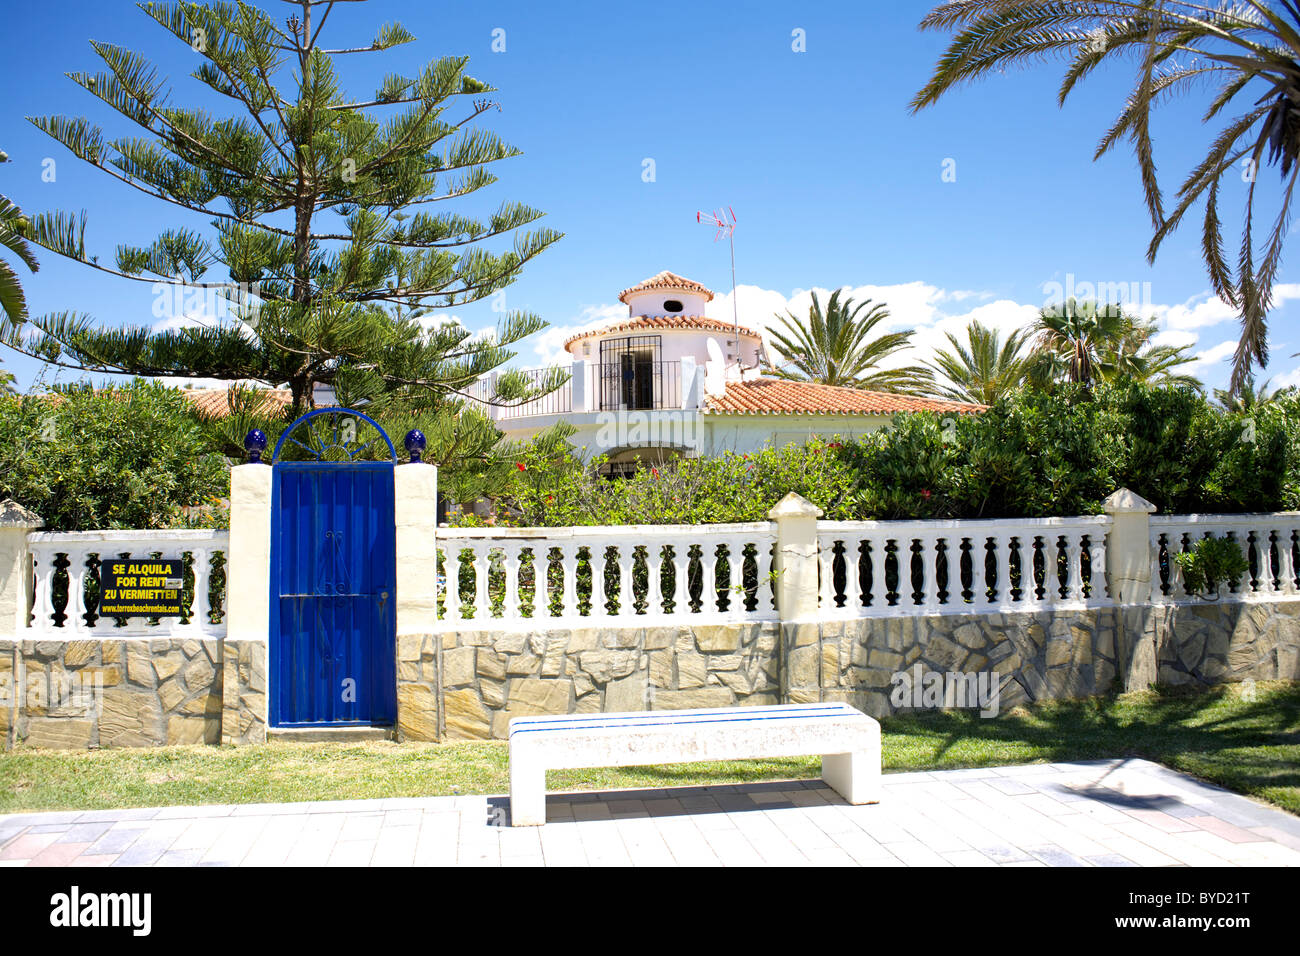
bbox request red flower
[651,467,660,478]
[828,442,842,449]
[921,489,932,499]
[516,462,526,471]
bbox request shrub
[477,383,1299,526]
[0,381,229,531]
[1173,537,1250,597]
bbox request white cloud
[530,303,628,366]
[1184,339,1238,372]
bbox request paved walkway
[2,758,1298,866]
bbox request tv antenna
[696,207,743,368]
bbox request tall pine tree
[1,0,563,471]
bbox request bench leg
[510,757,546,826]
[821,749,881,806]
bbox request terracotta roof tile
[704,378,986,416]
[617,271,715,304]
[31,385,292,419]
[564,315,761,350]
[181,387,292,418]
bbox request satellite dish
[706,337,725,366]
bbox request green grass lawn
[2,681,1297,815]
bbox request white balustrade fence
[1150,514,1300,602]
[818,516,1112,616]
[26,530,228,639]
[435,523,778,626]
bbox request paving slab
[0,758,1296,866]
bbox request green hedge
[488,383,1299,526]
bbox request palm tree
[911,2,1300,394]
[767,289,933,394]
[1098,313,1203,390]
[1029,301,1203,392]
[1029,299,1130,387]
[926,320,1030,405]
[1213,374,1291,413]
[0,149,36,393]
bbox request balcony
[467,358,700,422]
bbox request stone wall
[220,640,267,745]
[398,622,781,741]
[1147,601,1300,687]
[789,600,1300,718]
[1,638,224,748]
[5,598,1297,749]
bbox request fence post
[1103,488,1156,604]
[0,500,43,640]
[770,493,823,704]
[770,492,822,619]
[395,462,439,635]
[1103,488,1161,692]
[226,463,273,642]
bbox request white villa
[468,271,984,474]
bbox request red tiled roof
[181,387,292,418]
[32,385,292,419]
[704,378,987,416]
[617,271,715,304]
[564,315,761,350]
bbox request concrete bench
[507,702,881,826]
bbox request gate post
[222,462,271,744]
[395,461,439,634]
[227,463,273,642]
[0,500,42,640]
[394,460,440,741]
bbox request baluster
[561,544,579,618]
[725,537,745,618]
[864,535,882,611]
[920,534,941,612]
[672,544,691,616]
[1270,528,1294,594]
[618,543,636,618]
[1280,529,1299,595]
[818,537,836,612]
[445,545,463,621]
[31,548,52,635]
[646,541,664,618]
[1066,532,1085,603]
[1087,532,1108,602]
[521,547,540,618]
[1245,530,1262,596]
[192,548,212,633]
[501,542,521,620]
[1039,536,1059,606]
[67,551,88,636]
[978,534,997,610]
[1170,534,1191,599]
[1148,531,1165,601]
[471,544,490,619]
[586,542,606,619]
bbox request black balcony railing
[598,359,681,411]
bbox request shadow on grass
[883,681,1300,810]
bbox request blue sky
[2,0,1298,393]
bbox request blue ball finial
[404,429,427,463]
[244,429,268,463]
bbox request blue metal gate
[269,410,397,727]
